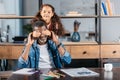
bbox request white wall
[1,0,22,42]
[23,0,39,24]
[101,18,120,42]
[0,0,39,42]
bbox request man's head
[32,20,48,45]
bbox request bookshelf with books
[100,0,120,43]
[101,0,113,16]
[101,0,120,17]
[100,0,120,67]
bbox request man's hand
[26,33,35,46]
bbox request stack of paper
[12,68,38,75]
[61,67,99,77]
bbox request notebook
[60,67,99,77]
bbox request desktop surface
[1,68,120,80]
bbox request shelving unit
[99,0,120,67]
[1,0,120,43]
[0,15,33,19]
[0,15,98,18]
[0,0,100,43]
[99,0,120,43]
[60,15,98,18]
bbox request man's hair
[32,20,47,29]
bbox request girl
[31,4,65,37]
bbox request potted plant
[23,24,32,36]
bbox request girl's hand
[51,31,59,44]
[42,29,51,37]
[32,30,41,39]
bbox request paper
[12,68,38,75]
[60,67,99,77]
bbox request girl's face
[40,6,54,24]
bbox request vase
[71,20,81,42]
[71,32,80,42]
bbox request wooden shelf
[61,15,98,18]
[0,15,34,19]
[0,15,98,19]
[101,15,120,18]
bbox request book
[60,67,99,77]
[101,3,104,15]
[106,0,113,16]
[101,2,108,15]
[105,2,109,15]
[110,2,115,15]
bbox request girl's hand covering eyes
[32,31,41,38]
[42,29,51,37]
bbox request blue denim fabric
[18,40,71,69]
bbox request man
[18,20,71,69]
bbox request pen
[77,72,91,74]
[52,71,65,77]
[28,69,37,72]
[28,69,43,74]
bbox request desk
[0,42,99,69]
[0,42,98,59]
[1,68,120,80]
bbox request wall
[101,18,120,42]
[0,0,39,42]
[22,0,39,24]
[0,0,22,42]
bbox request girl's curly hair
[31,4,65,37]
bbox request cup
[104,63,113,71]
[104,71,113,79]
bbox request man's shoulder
[47,40,55,48]
[47,39,54,44]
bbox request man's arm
[50,31,71,64]
[18,33,35,68]
[50,31,66,56]
[21,33,34,61]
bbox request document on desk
[61,67,99,77]
[12,68,38,75]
